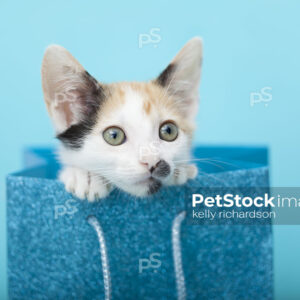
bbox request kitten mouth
[135,175,159,184]
[134,176,162,195]
[134,175,154,185]
[147,177,162,195]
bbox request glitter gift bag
[6,146,272,300]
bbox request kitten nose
[141,160,171,177]
[140,160,160,173]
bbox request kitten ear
[155,37,203,118]
[41,45,103,133]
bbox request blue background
[0,0,299,299]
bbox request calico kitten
[41,37,203,201]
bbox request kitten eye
[159,121,178,142]
[103,126,126,146]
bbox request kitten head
[41,38,203,197]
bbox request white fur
[59,167,111,201]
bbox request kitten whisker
[174,158,239,169]
[197,170,228,185]
[174,159,225,170]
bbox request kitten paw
[59,167,111,202]
[187,164,198,179]
[168,164,198,185]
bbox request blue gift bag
[6,146,272,300]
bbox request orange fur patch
[95,81,195,138]
[143,100,151,115]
